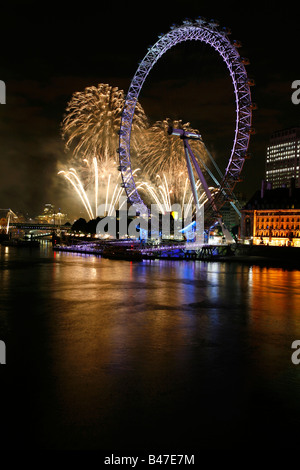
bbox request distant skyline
[1,1,299,218]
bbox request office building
[265,127,300,188]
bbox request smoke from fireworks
[61,83,148,164]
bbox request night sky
[1,0,299,218]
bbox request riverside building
[241,180,300,247]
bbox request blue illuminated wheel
[118,17,253,215]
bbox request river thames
[1,241,300,450]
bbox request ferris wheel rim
[118,17,253,214]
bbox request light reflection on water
[1,243,300,449]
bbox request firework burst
[61,83,149,163]
[137,118,209,203]
[60,82,215,216]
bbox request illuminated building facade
[266,127,300,188]
[241,183,300,246]
[36,204,67,225]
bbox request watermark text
[291,340,300,364]
[0,80,5,104]
[0,340,6,364]
[96,197,204,242]
[291,80,300,105]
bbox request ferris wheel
[118,17,254,226]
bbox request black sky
[1,0,300,218]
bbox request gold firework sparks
[61,83,149,163]
[60,83,214,214]
[138,118,209,202]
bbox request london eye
[118,17,254,232]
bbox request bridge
[10,222,71,231]
[0,207,72,235]
[7,222,72,239]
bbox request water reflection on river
[1,242,300,450]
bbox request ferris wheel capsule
[241,57,250,65]
[233,39,242,48]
